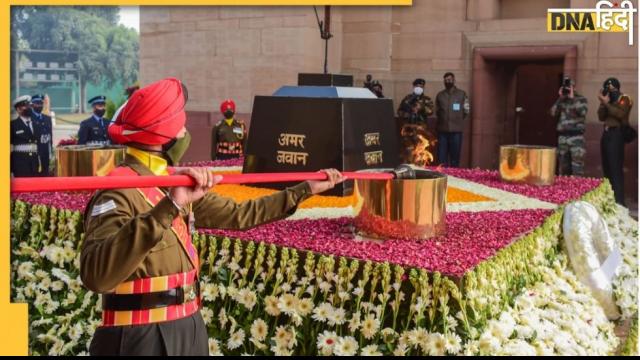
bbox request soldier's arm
[80,190,179,293]
[192,182,312,230]
[575,97,588,117]
[424,98,434,117]
[605,97,631,122]
[77,123,89,145]
[597,104,608,122]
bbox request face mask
[413,87,424,96]
[94,109,106,118]
[445,82,454,89]
[609,90,620,103]
[19,108,31,117]
[224,110,235,119]
[163,131,191,165]
[31,105,43,114]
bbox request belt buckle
[182,284,198,303]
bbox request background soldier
[30,94,53,175]
[397,78,434,126]
[82,78,343,356]
[435,72,470,167]
[78,95,111,145]
[11,95,44,177]
[598,77,633,205]
[550,77,588,176]
[211,99,247,160]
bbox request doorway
[513,61,564,147]
[470,46,577,169]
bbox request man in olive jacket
[435,72,470,167]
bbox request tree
[11,6,138,112]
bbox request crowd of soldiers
[10,94,248,177]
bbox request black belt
[102,283,200,311]
[558,130,584,137]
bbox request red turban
[109,78,186,145]
[220,99,236,114]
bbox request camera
[561,77,572,96]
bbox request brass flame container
[499,145,556,186]
[353,169,447,240]
[56,145,126,177]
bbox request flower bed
[9,165,636,355]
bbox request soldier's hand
[307,169,345,195]
[598,92,610,104]
[170,168,223,208]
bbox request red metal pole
[10,171,394,193]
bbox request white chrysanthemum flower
[360,344,383,356]
[327,307,346,327]
[271,342,292,356]
[202,284,219,302]
[312,302,332,323]
[334,336,358,356]
[361,314,380,340]
[428,333,447,356]
[50,281,64,292]
[277,293,299,316]
[48,340,64,356]
[208,338,222,356]
[17,262,35,281]
[68,323,84,342]
[445,333,462,355]
[316,330,338,355]
[227,329,245,350]
[264,295,281,316]
[201,308,214,325]
[297,298,313,317]
[236,288,257,311]
[250,319,268,342]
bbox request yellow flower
[297,298,314,317]
[278,293,299,316]
[361,314,380,340]
[250,319,268,342]
[265,295,281,316]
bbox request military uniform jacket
[31,112,53,173]
[598,94,633,128]
[397,94,434,123]
[551,94,588,134]
[10,117,44,177]
[211,119,247,160]
[435,87,470,132]
[81,155,311,293]
[78,116,111,145]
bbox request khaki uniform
[211,119,247,160]
[597,94,633,205]
[82,151,311,355]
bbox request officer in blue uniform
[11,95,45,177]
[30,94,53,175]
[78,95,111,145]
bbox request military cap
[13,95,31,108]
[88,95,107,106]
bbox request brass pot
[353,169,447,240]
[56,145,126,177]
[499,145,556,186]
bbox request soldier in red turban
[211,98,248,160]
[82,78,344,356]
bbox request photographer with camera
[597,77,634,206]
[550,76,588,176]
[397,78,434,127]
